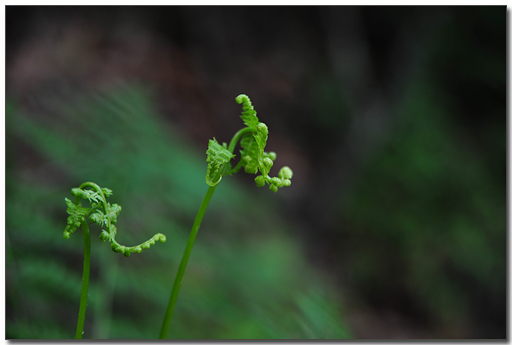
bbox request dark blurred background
[5,6,506,339]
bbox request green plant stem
[223,128,255,175]
[75,220,91,339]
[159,185,217,339]
[159,127,253,339]
[228,127,254,153]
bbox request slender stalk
[75,220,91,339]
[159,127,253,339]
[228,127,254,153]
[159,185,217,339]
[92,249,118,339]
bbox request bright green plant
[64,181,166,339]
[159,94,293,339]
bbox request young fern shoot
[64,182,166,339]
[159,94,293,339]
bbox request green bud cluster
[255,166,293,192]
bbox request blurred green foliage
[342,73,505,336]
[6,84,351,339]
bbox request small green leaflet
[205,138,235,186]
[63,198,89,239]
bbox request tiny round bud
[269,184,278,192]
[244,165,258,174]
[267,152,277,161]
[63,232,70,239]
[99,231,108,242]
[263,158,273,169]
[257,123,268,134]
[255,175,266,187]
[278,166,293,180]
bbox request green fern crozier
[160,94,293,338]
[206,94,293,192]
[64,182,165,339]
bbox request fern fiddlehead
[160,94,293,339]
[64,182,166,339]
[206,94,293,192]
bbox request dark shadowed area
[5,6,506,339]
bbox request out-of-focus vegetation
[6,6,505,339]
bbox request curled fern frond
[210,94,293,192]
[64,182,166,256]
[236,94,259,129]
